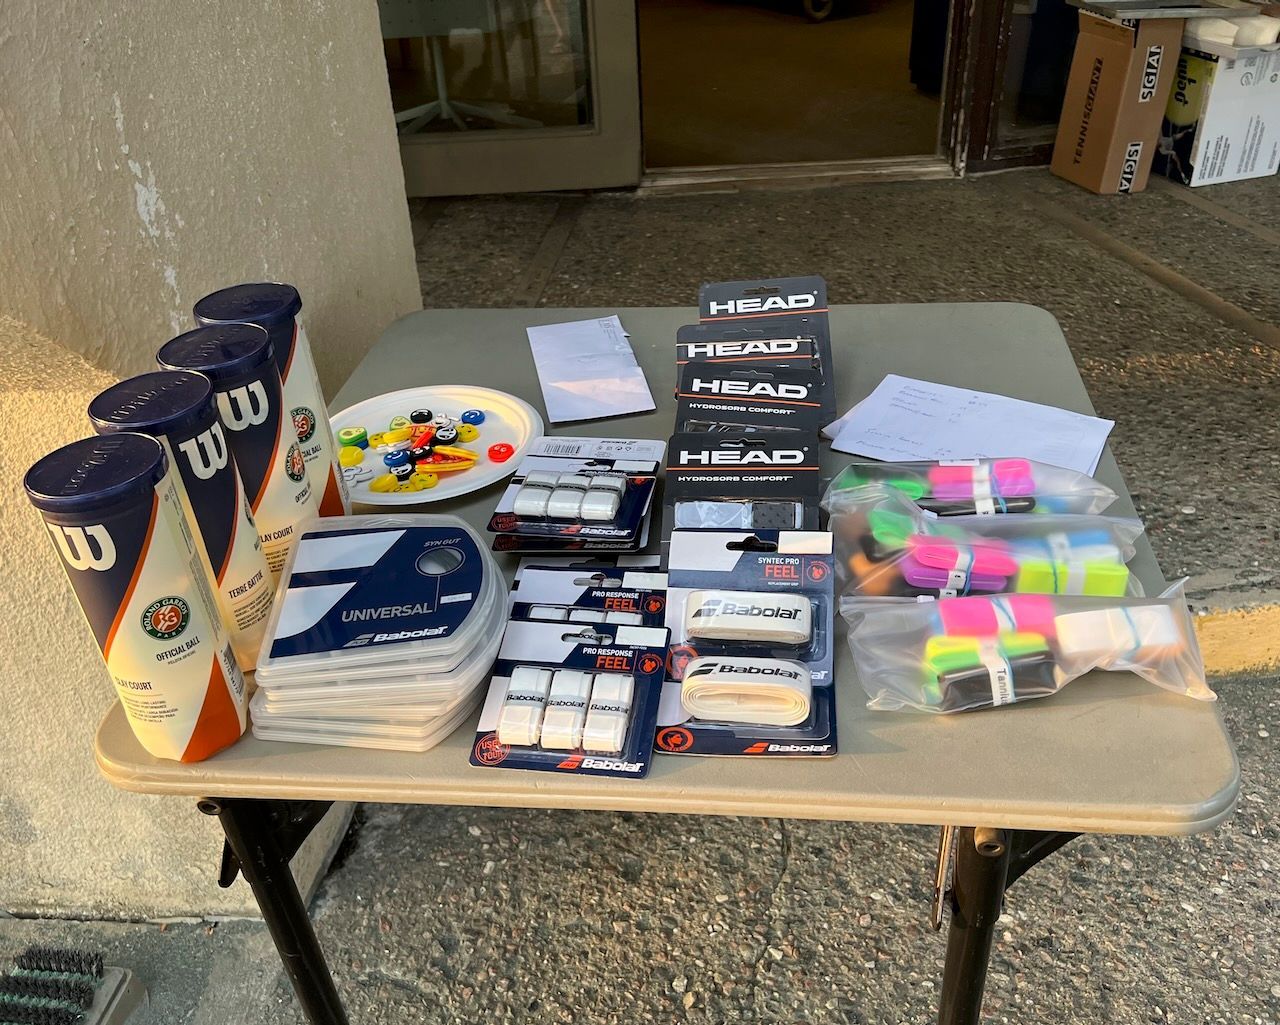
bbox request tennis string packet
[249,514,503,751]
[823,457,1117,516]
[826,484,1146,600]
[840,582,1215,714]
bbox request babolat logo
[688,659,804,680]
[693,600,800,623]
[684,340,802,358]
[708,294,817,316]
[689,377,809,400]
[582,756,644,773]
[1139,44,1163,101]
[768,743,830,753]
[1118,141,1143,193]
[679,448,805,466]
[371,626,449,642]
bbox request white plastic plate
[331,386,543,505]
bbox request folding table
[96,303,1239,1025]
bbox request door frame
[396,1,641,197]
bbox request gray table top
[95,303,1239,835]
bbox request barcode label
[540,441,592,457]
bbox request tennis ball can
[25,434,247,762]
[157,324,320,581]
[194,282,349,516]
[88,371,274,670]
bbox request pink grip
[937,594,1057,638]
[926,459,1036,500]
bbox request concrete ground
[7,169,1278,1023]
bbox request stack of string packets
[249,514,504,751]
[826,458,1216,714]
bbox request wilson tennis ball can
[88,371,274,669]
[24,434,247,762]
[194,282,349,516]
[157,324,320,580]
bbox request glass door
[379,0,641,197]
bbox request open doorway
[638,0,948,169]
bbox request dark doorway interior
[638,0,946,168]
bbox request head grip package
[827,484,1146,599]
[824,458,1117,516]
[839,582,1215,714]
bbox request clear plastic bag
[827,485,1146,599]
[824,458,1117,516]
[840,581,1214,714]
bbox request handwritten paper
[526,316,655,424]
[828,375,1113,476]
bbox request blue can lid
[156,323,273,387]
[193,282,302,328]
[25,434,168,516]
[88,371,216,440]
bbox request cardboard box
[1051,13,1186,194]
[1155,38,1280,185]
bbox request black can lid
[156,323,273,387]
[193,282,302,328]
[88,371,215,439]
[25,434,168,516]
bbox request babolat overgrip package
[676,362,824,434]
[823,458,1118,516]
[509,565,669,628]
[664,432,822,536]
[488,437,664,552]
[470,620,669,778]
[697,275,836,426]
[656,529,836,757]
[840,582,1214,714]
[826,484,1146,600]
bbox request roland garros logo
[285,443,307,483]
[291,406,316,443]
[141,596,190,640]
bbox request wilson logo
[708,294,816,316]
[689,378,809,400]
[678,449,805,466]
[176,422,229,480]
[1118,141,1143,193]
[217,382,269,430]
[47,523,117,571]
[1139,45,1163,101]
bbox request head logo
[689,378,809,400]
[141,596,190,640]
[291,407,316,443]
[217,382,269,431]
[708,294,817,316]
[1118,141,1143,193]
[679,449,805,466]
[474,734,510,766]
[176,422,229,481]
[639,652,663,675]
[284,444,307,483]
[47,523,116,571]
[656,727,695,752]
[685,339,802,358]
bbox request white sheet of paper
[829,374,1113,475]
[526,317,654,423]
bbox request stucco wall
[0,0,421,392]
[0,0,418,915]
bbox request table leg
[936,828,1079,1025]
[198,798,349,1025]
